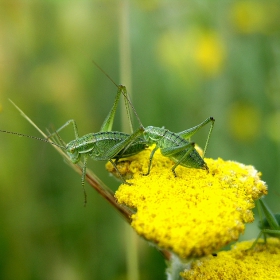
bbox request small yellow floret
[181,238,280,279]
[106,147,267,259]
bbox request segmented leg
[143,145,159,176]
[178,117,215,158]
[82,155,88,206]
[47,119,80,140]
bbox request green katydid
[0,85,147,204]
[109,84,215,176]
[91,61,215,176]
[45,84,146,184]
[250,198,280,249]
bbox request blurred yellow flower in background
[228,102,262,142]
[231,1,280,34]
[157,29,226,81]
[194,32,226,77]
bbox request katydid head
[65,141,81,164]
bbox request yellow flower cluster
[181,238,280,279]
[106,147,267,259]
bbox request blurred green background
[0,0,280,279]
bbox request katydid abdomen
[66,131,147,163]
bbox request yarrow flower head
[181,238,280,279]
[106,146,267,259]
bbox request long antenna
[0,129,66,149]
[92,60,144,128]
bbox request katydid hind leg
[100,85,134,134]
[144,141,200,176]
[92,61,136,133]
[100,85,122,132]
[160,141,196,157]
[178,117,214,139]
[178,117,215,158]
[104,127,145,160]
[121,85,134,134]
[103,127,145,182]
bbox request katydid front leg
[143,145,159,176]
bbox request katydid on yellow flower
[111,85,215,176]
[91,61,215,176]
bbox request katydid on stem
[46,84,146,186]
[250,198,280,249]
[0,86,147,204]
